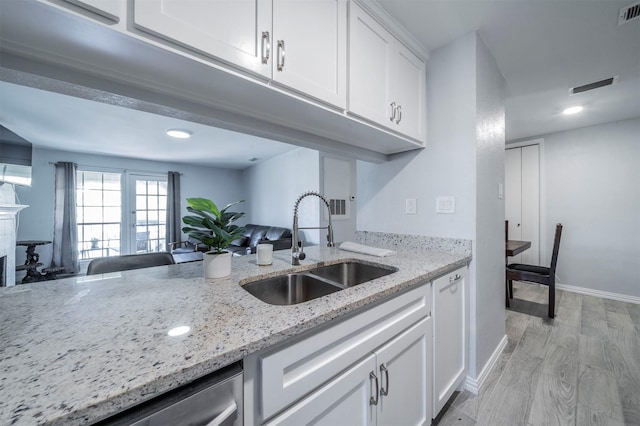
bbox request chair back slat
[549,223,563,274]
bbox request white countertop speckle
[0,244,470,425]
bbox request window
[76,171,122,260]
[132,177,167,254]
[76,170,167,260]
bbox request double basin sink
[242,261,397,305]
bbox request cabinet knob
[449,274,462,283]
[261,31,270,64]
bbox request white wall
[242,148,321,245]
[357,32,506,382]
[516,118,640,298]
[320,154,357,244]
[473,36,507,373]
[14,147,244,270]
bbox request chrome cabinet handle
[261,31,270,64]
[380,364,389,396]
[369,371,379,405]
[277,40,285,71]
[395,105,402,124]
[205,401,237,426]
[390,102,397,121]
[449,274,462,283]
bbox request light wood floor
[436,281,640,426]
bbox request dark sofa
[225,224,292,256]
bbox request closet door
[505,145,540,265]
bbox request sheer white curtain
[52,162,79,273]
[166,171,181,251]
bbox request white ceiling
[0,81,296,169]
[377,0,640,141]
[1,0,639,167]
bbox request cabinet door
[348,1,394,126]
[272,0,347,108]
[432,268,467,417]
[133,0,272,77]
[376,317,431,426]
[392,42,426,142]
[61,0,120,22]
[265,354,376,426]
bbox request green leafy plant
[182,198,246,255]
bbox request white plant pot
[203,251,232,279]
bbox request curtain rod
[48,162,182,175]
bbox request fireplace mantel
[0,203,29,215]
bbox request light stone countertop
[0,245,470,425]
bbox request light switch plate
[405,198,417,214]
[436,196,455,214]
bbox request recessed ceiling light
[166,129,192,139]
[562,106,583,115]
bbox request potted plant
[182,197,246,278]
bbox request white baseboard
[464,334,508,395]
[557,283,640,305]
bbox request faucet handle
[297,240,306,260]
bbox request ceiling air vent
[570,76,618,95]
[619,1,640,25]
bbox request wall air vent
[329,199,347,216]
[570,76,618,95]
[619,1,640,25]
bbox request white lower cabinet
[374,317,431,426]
[432,266,467,418]
[266,317,431,426]
[244,283,432,426]
[266,353,376,426]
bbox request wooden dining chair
[506,223,563,318]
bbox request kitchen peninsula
[0,234,471,425]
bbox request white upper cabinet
[61,0,121,22]
[348,1,426,143]
[133,0,346,108]
[133,0,272,78]
[392,42,427,141]
[271,0,347,108]
[348,3,394,128]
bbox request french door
[128,175,167,255]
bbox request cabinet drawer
[257,283,430,421]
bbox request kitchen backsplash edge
[355,231,472,256]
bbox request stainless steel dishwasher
[97,362,242,426]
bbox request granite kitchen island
[0,235,471,425]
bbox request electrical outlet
[436,196,455,214]
[405,198,417,214]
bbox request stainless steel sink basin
[242,274,342,306]
[242,261,397,305]
[308,261,397,287]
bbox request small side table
[16,240,53,284]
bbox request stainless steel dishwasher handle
[206,400,237,426]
